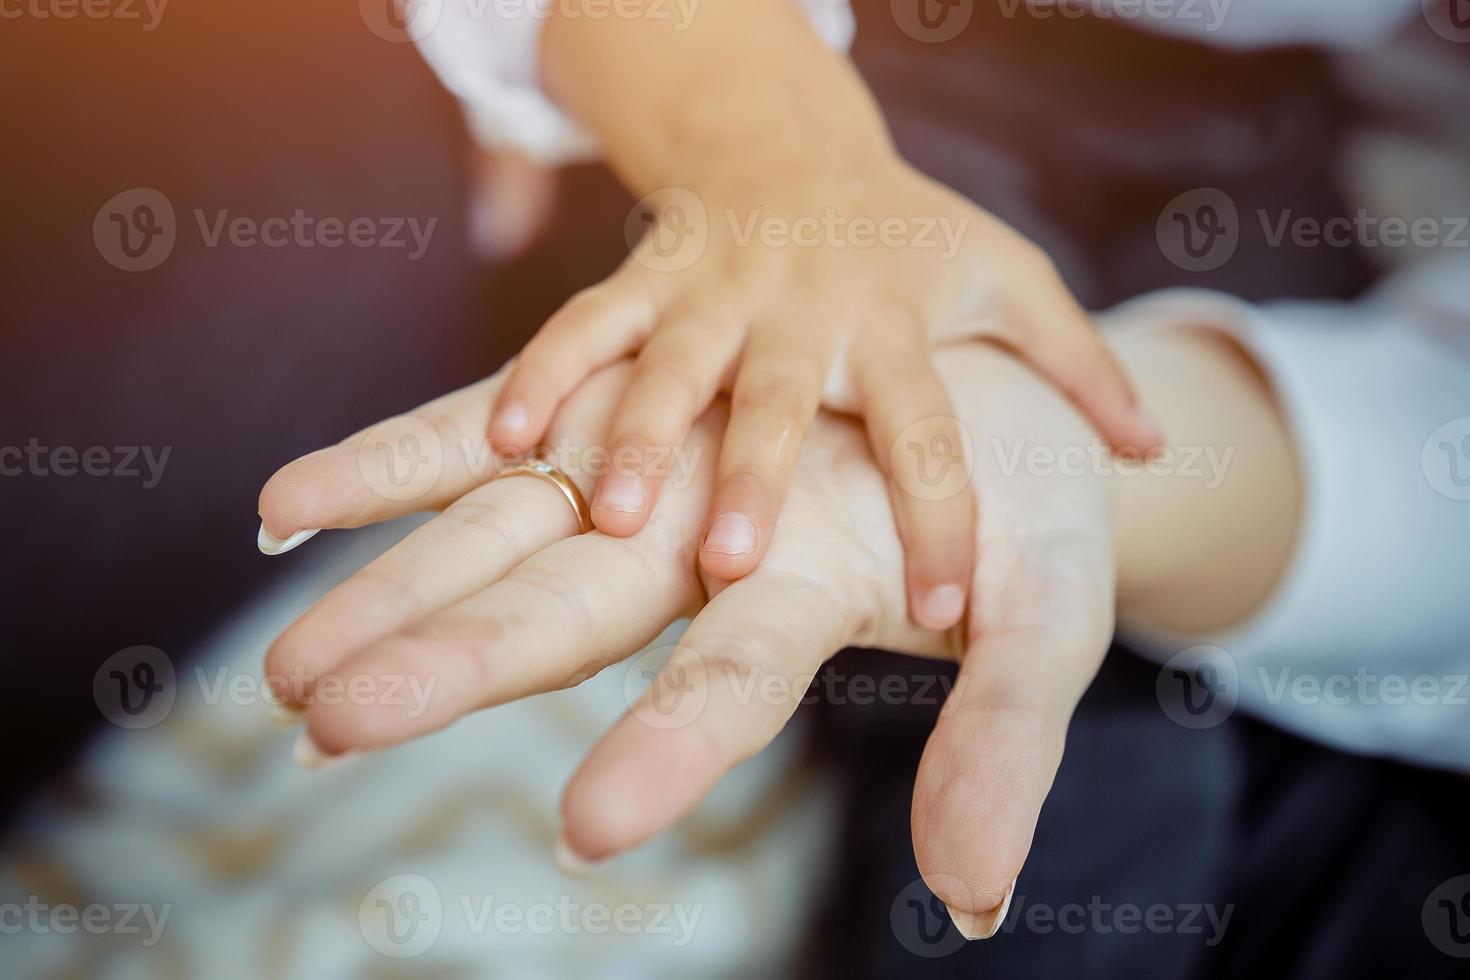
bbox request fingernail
[947,878,1016,941]
[258,523,319,556]
[496,401,530,436]
[292,731,353,772]
[593,472,646,513]
[916,584,966,631]
[271,704,306,727]
[263,682,306,726]
[702,512,757,555]
[1135,406,1164,446]
[265,693,307,727]
[554,832,610,877]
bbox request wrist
[1104,325,1301,634]
[541,0,893,197]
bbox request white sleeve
[1090,0,1423,51]
[1106,255,1470,771]
[412,0,856,164]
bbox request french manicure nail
[263,682,306,726]
[594,472,646,513]
[947,878,1016,941]
[702,512,757,555]
[267,696,307,728]
[258,523,319,556]
[292,731,353,772]
[269,702,307,727]
[917,584,966,631]
[1135,406,1164,446]
[554,832,610,877]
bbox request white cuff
[412,0,856,164]
[1104,258,1470,771]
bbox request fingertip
[553,830,610,877]
[489,398,541,454]
[257,446,347,541]
[1128,405,1167,457]
[590,500,649,537]
[912,582,967,632]
[1085,389,1164,458]
[591,471,649,526]
[292,729,355,772]
[257,523,319,556]
[698,511,760,579]
[559,739,660,864]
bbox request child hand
[487,158,1159,631]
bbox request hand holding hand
[486,156,1156,633]
[259,341,1116,937]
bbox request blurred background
[3,0,1469,976]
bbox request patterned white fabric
[1,520,837,978]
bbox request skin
[258,323,1297,928]
[485,0,1163,634]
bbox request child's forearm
[541,0,895,195]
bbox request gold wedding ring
[493,460,593,534]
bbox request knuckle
[514,564,595,632]
[731,376,815,429]
[417,405,464,443]
[447,496,523,554]
[425,631,496,695]
[632,354,702,418]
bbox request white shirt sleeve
[412,0,1420,161]
[1088,0,1422,51]
[412,0,856,163]
[1106,255,1470,771]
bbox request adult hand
[259,342,1115,938]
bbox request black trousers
[808,649,1470,978]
